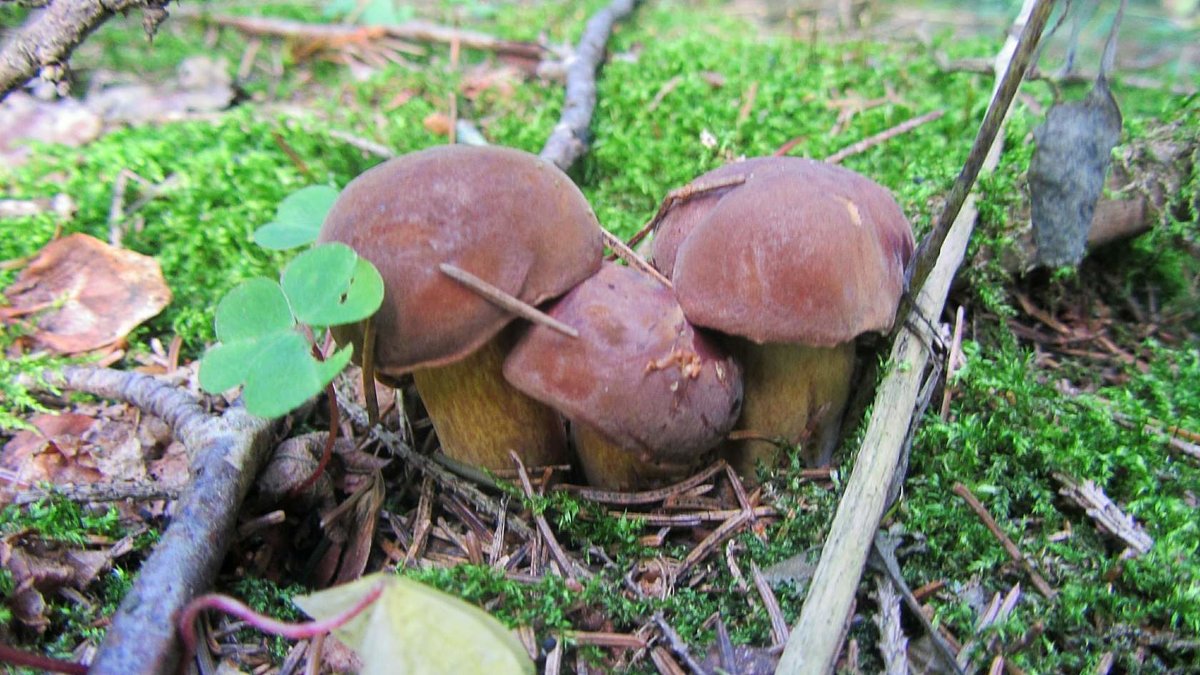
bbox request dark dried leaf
[1029,78,1123,268]
[2,233,172,354]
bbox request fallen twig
[539,0,641,171]
[9,480,182,506]
[823,109,944,164]
[1054,473,1153,556]
[751,563,789,646]
[439,263,579,338]
[509,451,589,581]
[939,57,1197,97]
[336,391,536,542]
[601,228,672,288]
[953,482,1057,599]
[204,14,544,60]
[0,0,170,99]
[562,460,727,505]
[652,612,709,675]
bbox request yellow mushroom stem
[723,341,856,477]
[412,334,568,472]
[571,422,712,492]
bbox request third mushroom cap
[653,157,914,476]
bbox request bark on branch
[30,367,279,674]
[0,0,171,99]
[539,0,639,171]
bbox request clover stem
[178,582,385,666]
[290,338,342,498]
[360,317,380,426]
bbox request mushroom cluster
[320,146,912,489]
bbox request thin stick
[903,0,1054,305]
[940,305,967,419]
[752,563,790,646]
[601,228,672,288]
[360,317,380,426]
[439,263,578,338]
[652,613,708,675]
[10,480,182,506]
[539,0,641,171]
[336,392,536,542]
[952,483,1057,599]
[824,109,945,164]
[610,506,776,527]
[509,451,588,581]
[204,14,544,60]
[675,509,753,579]
[566,632,648,649]
[625,174,747,250]
[562,460,728,505]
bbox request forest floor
[1,0,1198,673]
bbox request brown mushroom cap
[318,145,603,375]
[503,262,742,464]
[651,157,784,279]
[668,158,914,346]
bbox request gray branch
[539,0,639,172]
[33,367,279,674]
[0,0,170,100]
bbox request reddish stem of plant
[289,379,340,498]
[0,643,88,675]
[290,335,341,498]
[178,581,385,665]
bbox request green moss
[906,340,1200,671]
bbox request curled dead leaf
[2,233,172,354]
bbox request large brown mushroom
[653,157,914,476]
[319,145,603,470]
[503,262,743,490]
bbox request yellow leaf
[294,573,534,675]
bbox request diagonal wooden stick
[438,263,578,338]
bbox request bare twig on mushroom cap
[438,263,579,338]
[626,174,748,251]
[601,228,672,288]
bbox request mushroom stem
[413,333,568,471]
[723,341,856,476]
[572,423,708,491]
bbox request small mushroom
[503,262,743,490]
[654,157,914,475]
[319,145,603,470]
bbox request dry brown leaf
[1,413,104,494]
[2,233,172,354]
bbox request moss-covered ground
[1,0,1198,671]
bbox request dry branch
[1054,473,1153,556]
[0,0,170,99]
[31,366,279,674]
[778,2,1055,672]
[539,0,640,171]
[952,482,1057,599]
